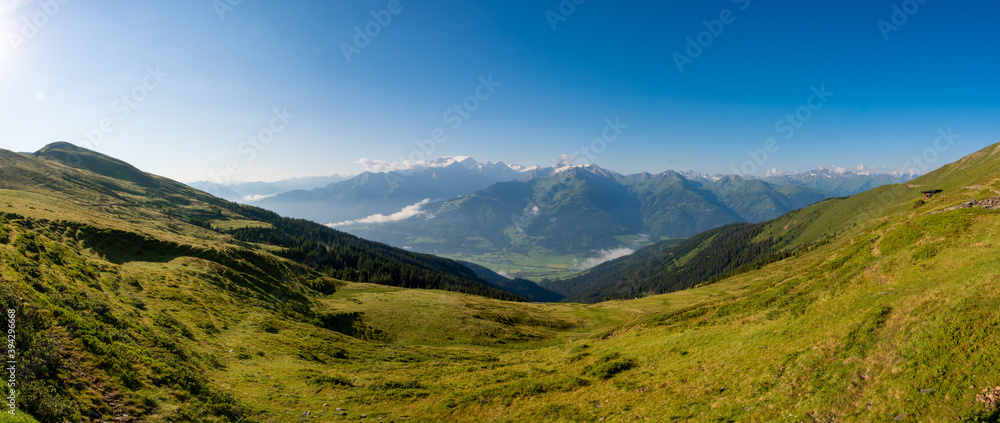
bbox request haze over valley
[189,158,917,280]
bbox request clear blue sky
[2,0,998,182]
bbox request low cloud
[357,158,421,173]
[326,199,433,227]
[574,247,635,270]
[241,193,277,203]
[356,156,474,173]
[553,153,577,166]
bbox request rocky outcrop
[935,197,1000,213]
[977,386,1000,409]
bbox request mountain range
[203,158,913,266]
[186,174,348,203]
[341,165,871,258]
[2,141,999,421]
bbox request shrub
[306,374,354,387]
[588,358,637,380]
[880,224,922,254]
[912,244,939,261]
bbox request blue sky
[1,0,998,182]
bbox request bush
[588,358,637,380]
[1,288,79,422]
[0,222,9,244]
[19,381,78,422]
[912,244,939,261]
[306,374,354,387]
[880,224,922,254]
[260,320,280,334]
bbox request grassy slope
[547,143,1000,303]
[3,143,1000,421]
[16,143,521,301]
[278,143,999,421]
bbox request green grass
[0,412,43,423]
[208,219,273,231]
[12,204,991,422]
[438,251,586,281]
[4,142,1000,421]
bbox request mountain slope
[458,260,565,302]
[549,143,1000,303]
[2,142,999,422]
[9,143,521,301]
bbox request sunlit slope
[550,142,1000,303]
[297,142,1000,421]
[209,196,1000,421]
[2,142,999,422]
[3,143,521,300]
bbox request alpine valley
[3,141,999,422]
[215,158,915,280]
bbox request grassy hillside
[3,142,1000,421]
[11,143,521,301]
[546,143,1000,302]
[457,260,565,302]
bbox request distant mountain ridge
[342,164,834,257]
[255,159,532,226]
[760,168,918,197]
[544,141,1000,303]
[186,175,348,203]
[186,156,916,269]
[243,157,915,226]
